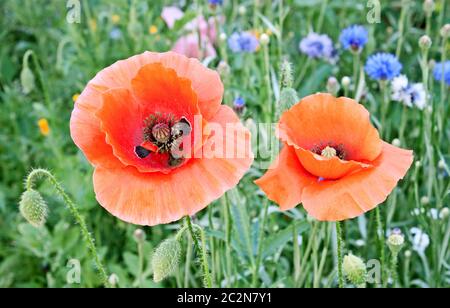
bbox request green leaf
[262,221,309,259]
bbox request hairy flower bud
[279,88,299,114]
[20,65,35,95]
[152,238,181,282]
[19,189,48,227]
[280,59,294,88]
[343,254,367,286]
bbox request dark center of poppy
[311,142,347,160]
[135,113,192,167]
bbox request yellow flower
[149,25,158,35]
[111,14,120,24]
[72,93,80,103]
[251,29,261,39]
[89,19,97,32]
[38,118,50,136]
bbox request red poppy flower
[255,93,413,221]
[70,51,253,225]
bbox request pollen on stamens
[321,146,337,159]
[312,142,347,160]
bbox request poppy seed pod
[19,189,48,227]
[152,238,181,282]
[343,254,367,286]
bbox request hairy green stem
[186,216,212,288]
[336,221,344,288]
[25,169,109,288]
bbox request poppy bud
[279,88,299,113]
[19,189,48,227]
[280,59,294,88]
[20,64,35,95]
[404,250,412,258]
[152,238,181,282]
[343,254,367,286]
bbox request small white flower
[410,227,430,254]
[391,75,427,109]
[409,83,427,110]
[429,208,439,220]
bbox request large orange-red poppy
[255,93,413,221]
[70,51,253,226]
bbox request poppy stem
[375,207,386,286]
[185,216,212,288]
[336,221,345,288]
[25,168,110,288]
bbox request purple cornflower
[228,32,259,53]
[299,32,335,60]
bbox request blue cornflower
[109,27,122,40]
[208,0,223,5]
[233,97,245,113]
[228,32,259,53]
[433,61,450,86]
[299,32,335,60]
[339,25,368,52]
[365,53,402,81]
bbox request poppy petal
[89,51,222,120]
[295,147,372,180]
[93,105,253,225]
[130,62,200,119]
[301,142,413,221]
[254,145,316,210]
[70,52,222,169]
[70,85,124,168]
[278,93,382,162]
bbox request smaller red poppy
[255,93,413,221]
